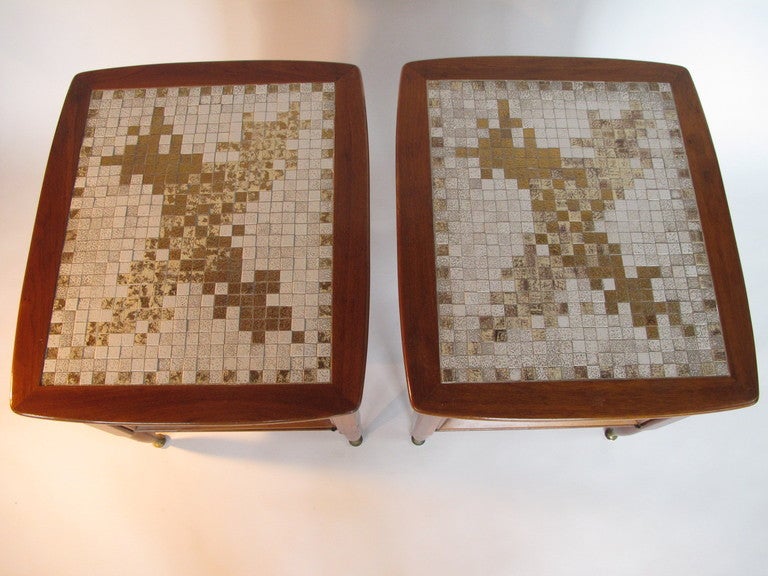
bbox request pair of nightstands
[11,58,757,447]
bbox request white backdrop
[1,2,766,574]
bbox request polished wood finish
[12,61,369,439]
[397,57,758,431]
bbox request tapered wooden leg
[91,424,168,447]
[330,412,363,446]
[411,414,446,445]
[605,417,686,440]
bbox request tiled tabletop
[45,82,335,387]
[428,79,726,384]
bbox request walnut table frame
[12,61,369,447]
[396,57,757,444]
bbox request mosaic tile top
[43,82,335,386]
[428,79,729,383]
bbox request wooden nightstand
[12,61,369,446]
[396,57,757,444]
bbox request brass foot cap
[411,436,426,446]
[604,428,618,441]
[349,437,363,447]
[153,434,168,448]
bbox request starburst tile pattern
[42,82,335,385]
[427,79,729,383]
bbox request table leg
[411,414,446,445]
[330,412,363,446]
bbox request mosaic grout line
[427,79,729,383]
[43,82,336,386]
